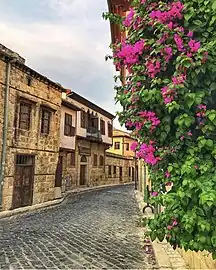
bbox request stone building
[106,128,138,185]
[0,44,64,211]
[57,91,115,197]
[107,128,136,157]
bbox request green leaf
[208,113,216,122]
[150,231,157,242]
[212,1,216,11]
[186,99,194,109]
[184,13,193,21]
[206,139,213,148]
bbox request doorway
[80,155,87,186]
[55,155,63,188]
[12,155,35,209]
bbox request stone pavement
[0,185,158,269]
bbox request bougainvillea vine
[104,0,216,259]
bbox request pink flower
[137,142,161,165]
[174,34,185,51]
[172,74,186,85]
[165,182,172,186]
[130,141,138,151]
[188,39,200,53]
[197,104,206,110]
[152,191,158,197]
[167,22,174,29]
[165,171,171,178]
[187,31,193,37]
[172,220,178,226]
[180,136,184,141]
[161,86,176,104]
[123,8,135,27]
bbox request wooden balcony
[86,127,102,142]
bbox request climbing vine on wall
[104,0,216,259]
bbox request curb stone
[135,190,189,270]
[0,182,134,220]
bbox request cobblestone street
[0,185,157,269]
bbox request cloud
[0,0,126,130]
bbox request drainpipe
[0,58,12,210]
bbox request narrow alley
[0,185,157,269]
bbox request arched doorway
[80,155,87,186]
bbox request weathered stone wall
[89,142,106,186]
[105,152,135,184]
[61,150,77,192]
[0,56,62,210]
[63,140,107,189]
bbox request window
[113,166,116,175]
[125,143,129,151]
[100,119,105,135]
[108,166,112,176]
[129,167,131,177]
[81,155,87,163]
[93,154,97,166]
[41,109,51,134]
[70,152,75,166]
[16,155,33,165]
[19,101,31,130]
[108,123,112,137]
[81,111,87,128]
[64,113,75,136]
[119,166,122,177]
[99,155,104,166]
[114,142,120,149]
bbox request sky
[0,0,125,130]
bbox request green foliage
[104,0,216,259]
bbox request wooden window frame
[113,166,117,175]
[70,151,75,167]
[99,155,104,167]
[108,166,112,177]
[81,111,87,129]
[108,123,113,138]
[41,109,51,135]
[119,166,122,177]
[64,113,75,137]
[93,154,97,167]
[100,119,105,135]
[125,143,129,151]
[19,101,32,130]
[114,142,120,150]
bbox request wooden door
[80,165,86,185]
[55,156,63,187]
[119,167,123,182]
[13,155,34,209]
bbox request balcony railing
[86,127,102,139]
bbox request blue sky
[0,0,124,129]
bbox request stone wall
[0,56,62,210]
[105,152,135,184]
[60,141,135,191]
